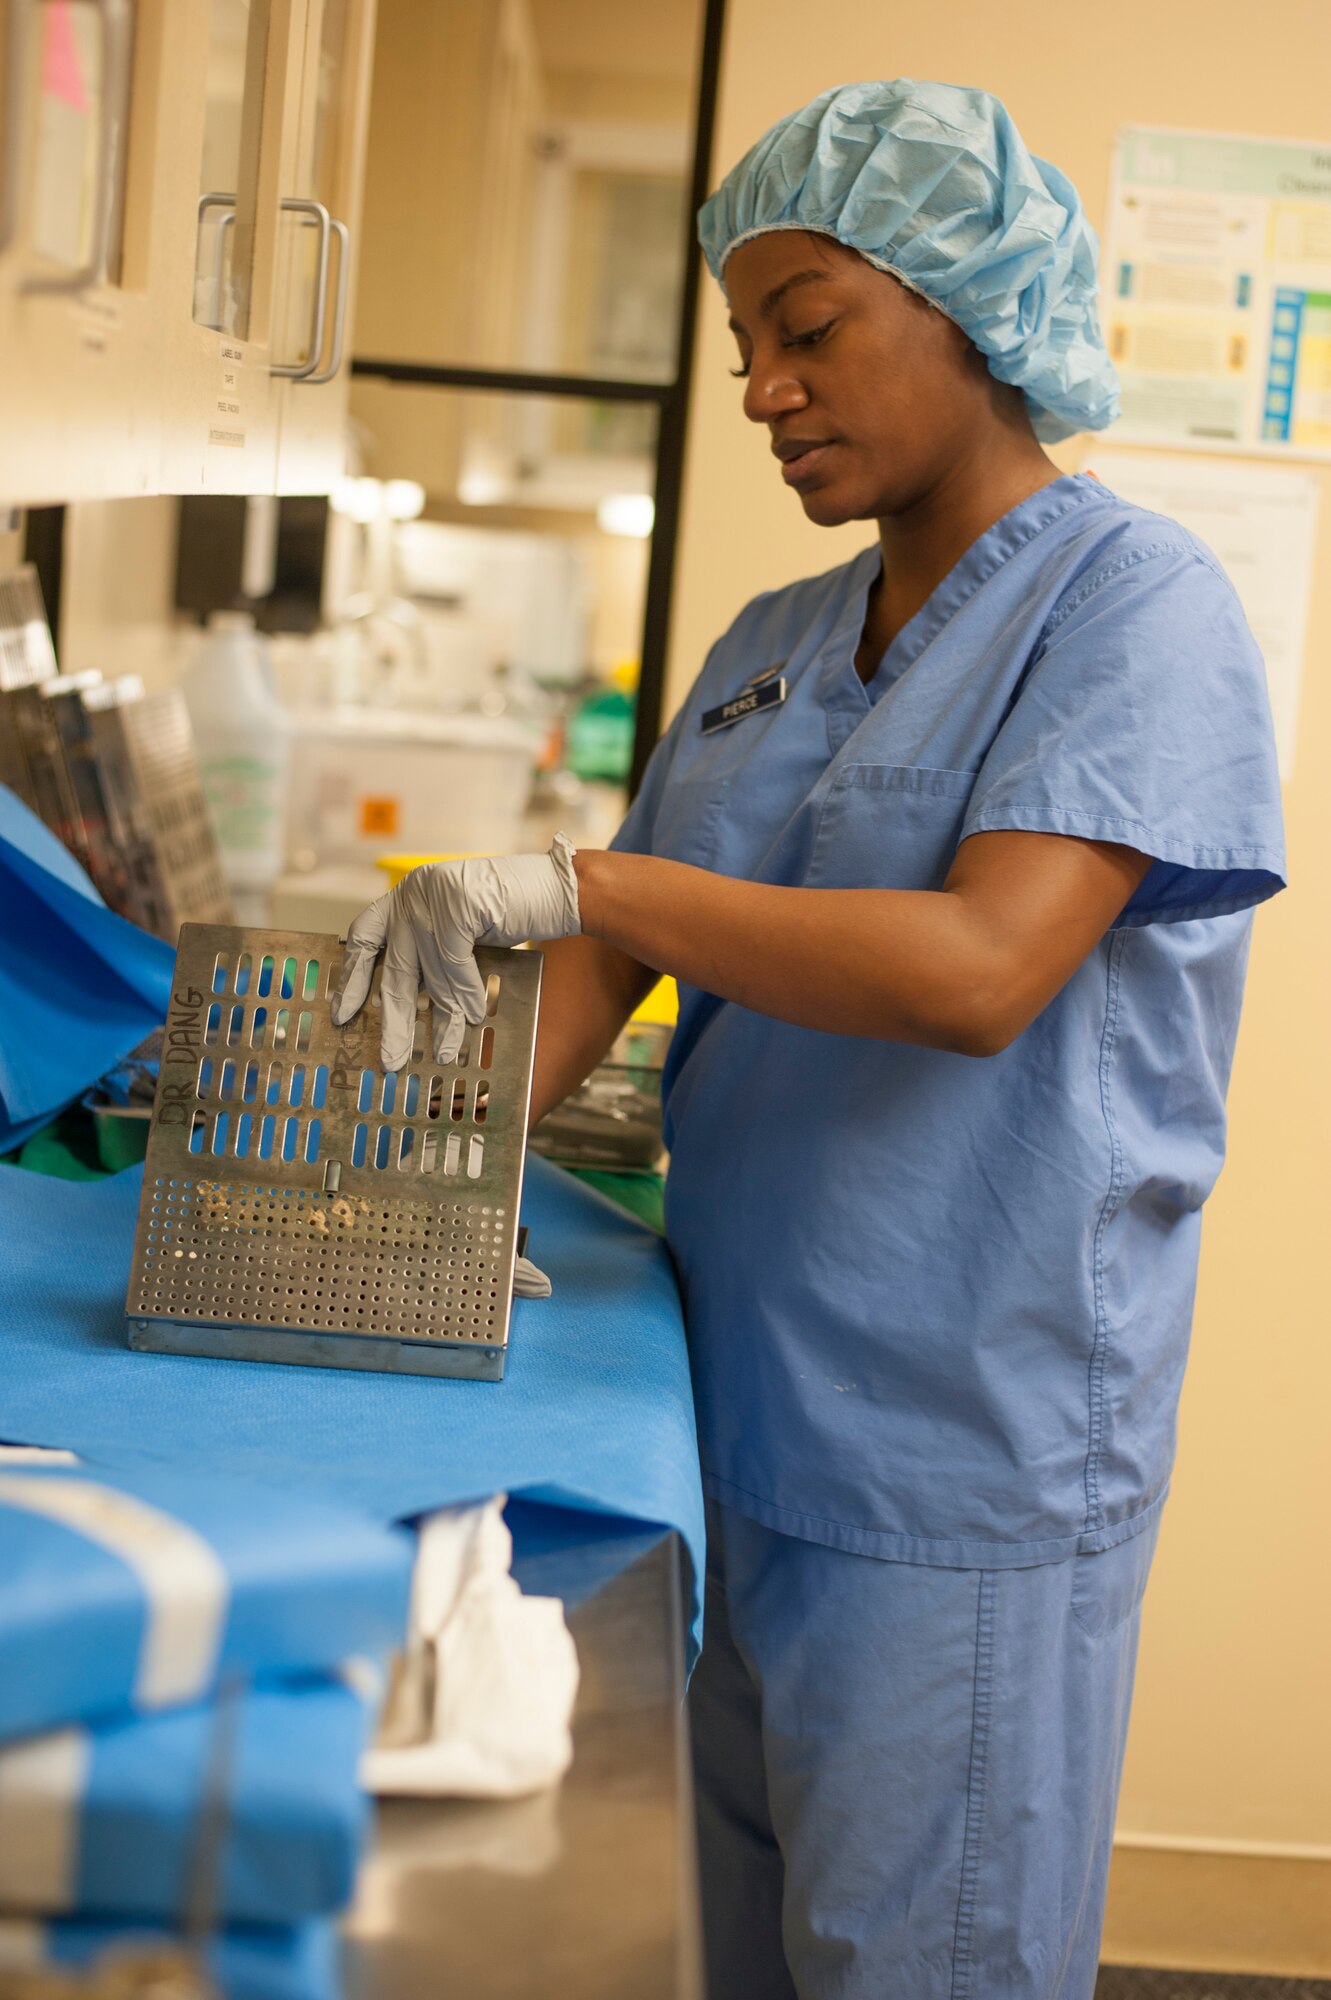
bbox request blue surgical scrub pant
[689,1498,1160,2000]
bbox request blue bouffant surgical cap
[698,80,1119,443]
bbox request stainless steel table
[343,1532,703,1999]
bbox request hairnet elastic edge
[711,221,948,324]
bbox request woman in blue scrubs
[335,81,1286,1999]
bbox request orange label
[359,796,401,837]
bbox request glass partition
[350,378,659,522]
[353,0,705,380]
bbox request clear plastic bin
[286,707,536,867]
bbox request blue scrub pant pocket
[1069,1517,1161,1639]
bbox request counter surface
[343,1531,703,2000]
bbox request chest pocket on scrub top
[808,765,977,891]
[648,773,733,873]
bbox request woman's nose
[743,360,810,426]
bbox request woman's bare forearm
[524,831,1146,1124]
[570,836,1151,1057]
[573,851,970,1049]
[528,933,657,1127]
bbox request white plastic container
[284,705,536,868]
[181,612,290,923]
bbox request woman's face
[724,231,1014,527]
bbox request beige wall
[667,0,1331,1964]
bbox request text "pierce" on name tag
[701,677,788,735]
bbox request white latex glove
[512,1256,551,1300]
[330,834,581,1071]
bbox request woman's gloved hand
[512,1256,553,1299]
[330,834,581,1071]
[331,839,578,1304]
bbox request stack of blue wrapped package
[0,1457,413,1999]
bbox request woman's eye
[783,318,835,350]
[728,317,834,378]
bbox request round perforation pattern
[131,1178,511,1343]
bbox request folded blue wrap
[0,1155,704,1654]
[506,1496,675,1610]
[0,1918,335,2000]
[0,786,173,1147]
[0,1462,411,1743]
[0,1678,369,1926]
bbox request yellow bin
[378,854,679,1027]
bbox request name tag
[700,677,788,735]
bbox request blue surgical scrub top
[613,474,1286,1568]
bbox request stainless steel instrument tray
[126,924,542,1380]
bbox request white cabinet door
[0,0,174,503]
[157,0,310,495]
[272,0,377,494]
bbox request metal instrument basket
[126,924,542,1380]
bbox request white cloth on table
[363,1498,578,1800]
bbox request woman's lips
[780,442,834,486]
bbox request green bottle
[565,662,637,785]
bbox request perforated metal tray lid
[126,924,542,1373]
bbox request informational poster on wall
[1089,449,1319,778]
[1102,128,1331,458]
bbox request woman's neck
[855,446,1063,682]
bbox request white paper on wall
[1101,128,1331,461]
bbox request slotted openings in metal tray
[126,924,542,1379]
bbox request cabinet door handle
[197,192,236,332]
[19,0,122,296]
[299,218,349,385]
[270,196,331,380]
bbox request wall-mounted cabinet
[0,0,376,506]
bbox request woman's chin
[798,485,872,528]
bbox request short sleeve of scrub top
[612,475,1287,1570]
[960,536,1284,922]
